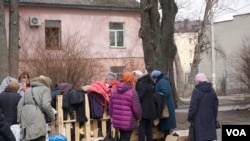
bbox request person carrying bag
[17,76,56,141]
[187,73,218,141]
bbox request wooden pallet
[56,94,163,141]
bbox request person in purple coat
[188,73,218,141]
[109,72,142,141]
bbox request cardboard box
[165,130,189,141]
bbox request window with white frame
[109,22,124,47]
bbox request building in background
[3,0,145,82]
[174,19,202,83]
[199,13,250,94]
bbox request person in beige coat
[17,76,56,141]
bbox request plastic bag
[10,124,25,141]
[49,134,67,141]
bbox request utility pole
[210,0,216,90]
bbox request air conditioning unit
[29,16,42,26]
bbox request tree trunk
[0,0,9,80]
[182,0,212,97]
[140,0,154,72]
[140,0,179,107]
[160,0,178,107]
[9,0,19,78]
[175,51,185,96]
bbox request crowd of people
[0,72,56,141]
[0,70,218,141]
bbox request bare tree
[19,33,102,88]
[182,0,214,97]
[0,0,9,81]
[140,0,179,106]
[235,38,250,92]
[181,0,229,97]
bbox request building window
[109,22,124,47]
[189,38,192,45]
[110,66,126,79]
[189,50,192,58]
[185,73,190,83]
[45,20,61,49]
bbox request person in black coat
[0,80,21,125]
[135,73,157,141]
[0,108,16,141]
[188,73,218,141]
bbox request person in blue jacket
[188,73,218,141]
[151,70,177,139]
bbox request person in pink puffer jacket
[109,72,141,141]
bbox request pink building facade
[4,1,145,80]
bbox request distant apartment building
[174,19,202,82]
[199,13,250,94]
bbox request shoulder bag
[31,88,51,123]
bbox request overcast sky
[175,0,250,22]
[136,0,250,22]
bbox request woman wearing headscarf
[17,75,56,141]
[188,73,218,141]
[151,70,177,139]
[109,72,141,141]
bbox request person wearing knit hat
[17,76,56,140]
[0,80,22,125]
[150,69,177,138]
[106,72,116,80]
[109,71,141,141]
[187,73,218,141]
[151,70,161,79]
[195,73,208,85]
[104,72,118,88]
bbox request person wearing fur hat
[0,80,21,125]
[109,72,141,141]
[187,73,218,141]
[132,70,144,82]
[151,70,177,139]
[17,76,56,141]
